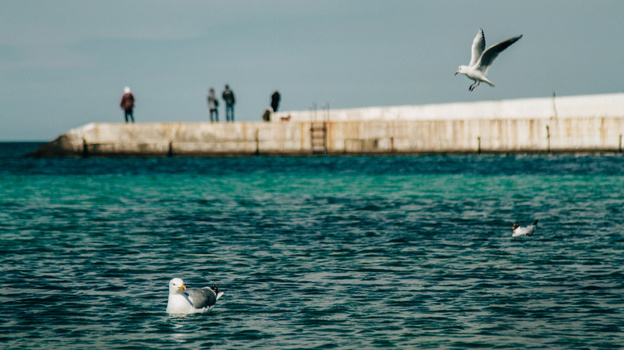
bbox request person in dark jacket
[271,90,281,112]
[222,84,235,122]
[119,86,135,123]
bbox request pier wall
[32,93,624,157]
[272,93,624,122]
[33,117,624,157]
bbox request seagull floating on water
[512,220,538,238]
[455,28,522,91]
[166,278,224,315]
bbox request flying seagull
[455,28,522,91]
[512,220,538,238]
[166,278,224,315]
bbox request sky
[1,1,623,141]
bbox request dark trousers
[124,109,134,123]
[210,109,219,122]
[225,105,234,122]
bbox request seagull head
[512,222,520,230]
[169,278,187,294]
[455,66,468,76]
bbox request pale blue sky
[1,0,623,140]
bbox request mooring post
[82,139,89,157]
[255,129,260,156]
[546,125,551,152]
[477,136,481,154]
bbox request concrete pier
[32,93,624,157]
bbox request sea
[1,142,623,349]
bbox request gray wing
[477,34,522,74]
[528,221,538,235]
[185,287,217,309]
[469,28,486,67]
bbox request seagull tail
[211,283,224,300]
[533,220,538,226]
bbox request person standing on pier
[119,87,135,123]
[222,84,235,122]
[271,90,281,112]
[207,88,219,122]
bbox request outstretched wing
[469,28,486,67]
[186,287,217,309]
[477,34,522,74]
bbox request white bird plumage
[512,220,538,238]
[166,278,224,315]
[455,28,522,91]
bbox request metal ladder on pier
[310,102,329,155]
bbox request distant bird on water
[455,28,523,91]
[512,220,538,238]
[166,278,224,315]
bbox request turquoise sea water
[1,143,623,349]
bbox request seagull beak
[179,285,186,290]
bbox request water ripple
[1,151,624,348]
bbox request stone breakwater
[31,118,624,157]
[32,93,624,157]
